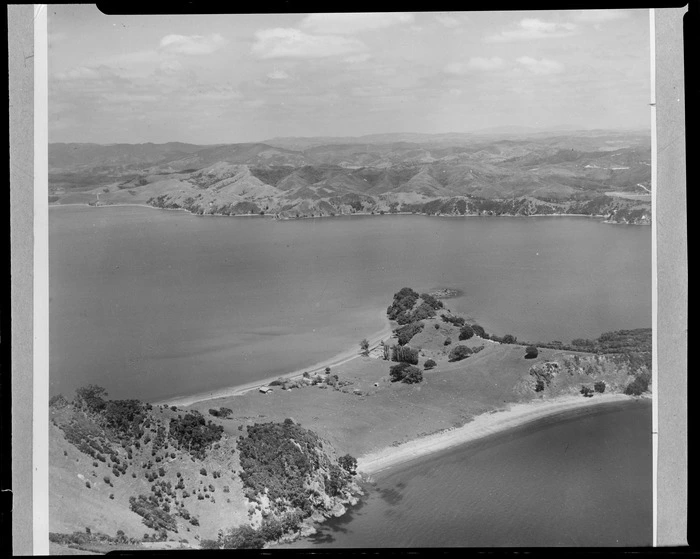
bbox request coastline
[154,318,393,407]
[49,202,647,225]
[356,393,638,476]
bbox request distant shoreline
[356,393,643,476]
[49,202,645,225]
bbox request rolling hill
[49,129,651,224]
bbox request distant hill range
[49,129,652,224]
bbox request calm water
[49,207,651,401]
[287,399,652,548]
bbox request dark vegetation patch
[389,363,424,384]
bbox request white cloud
[445,57,505,74]
[344,53,372,63]
[252,28,367,59]
[570,10,630,24]
[434,13,469,28]
[487,18,577,42]
[267,69,290,80]
[53,66,104,81]
[300,12,414,35]
[159,33,227,55]
[516,56,564,75]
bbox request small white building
[259,387,273,394]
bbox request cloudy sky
[48,7,651,144]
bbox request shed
[259,387,273,394]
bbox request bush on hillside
[443,337,452,346]
[458,325,474,341]
[389,363,423,384]
[594,381,606,393]
[525,346,539,359]
[441,314,465,327]
[424,359,437,370]
[168,412,223,460]
[471,324,486,338]
[502,334,517,344]
[448,345,473,362]
[624,370,651,395]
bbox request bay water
[286,399,652,548]
[49,207,651,402]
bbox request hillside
[49,130,651,224]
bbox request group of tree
[168,412,224,460]
[389,362,424,384]
[391,345,419,365]
[237,419,355,516]
[395,322,424,346]
[208,407,233,418]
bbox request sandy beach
[356,392,636,476]
[155,320,393,407]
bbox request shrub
[458,325,474,341]
[580,386,594,397]
[389,363,423,384]
[109,493,114,500]
[85,481,91,489]
[434,324,440,329]
[200,468,207,476]
[471,345,485,354]
[525,346,539,359]
[325,367,331,374]
[424,359,437,370]
[338,454,357,473]
[441,314,465,327]
[103,475,111,484]
[448,345,473,362]
[502,334,517,344]
[169,412,223,460]
[594,381,606,393]
[624,371,651,395]
[471,324,486,338]
[534,380,545,392]
[391,345,419,365]
[443,338,452,346]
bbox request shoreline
[356,393,639,476]
[154,318,393,407]
[49,203,647,225]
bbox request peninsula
[49,287,651,553]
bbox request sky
[48,7,651,144]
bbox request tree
[389,363,423,384]
[580,386,594,397]
[424,359,437,370]
[471,324,486,338]
[448,345,473,362]
[525,346,539,359]
[381,342,390,361]
[502,334,517,344]
[338,454,357,474]
[360,339,370,355]
[391,345,419,364]
[594,381,606,393]
[458,325,474,341]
